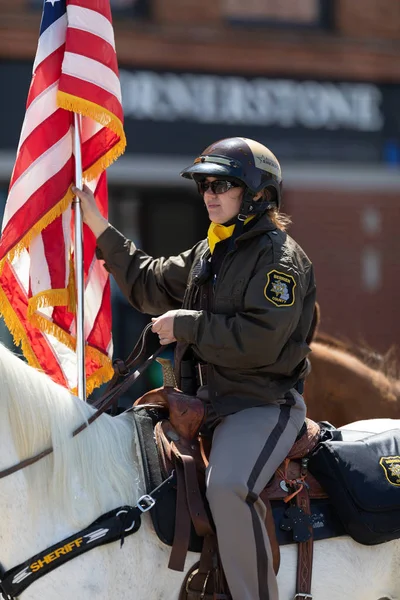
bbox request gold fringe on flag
[0,282,114,396]
[57,91,127,182]
[0,285,43,372]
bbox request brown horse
[305,335,400,427]
[302,301,400,426]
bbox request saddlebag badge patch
[379,456,400,486]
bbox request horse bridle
[0,323,164,480]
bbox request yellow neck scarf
[207,217,255,254]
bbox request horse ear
[307,302,320,345]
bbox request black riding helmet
[180,137,282,215]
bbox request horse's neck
[0,411,146,570]
[0,410,196,600]
[0,418,43,568]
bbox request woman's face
[201,177,244,224]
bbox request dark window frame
[224,0,334,31]
[28,0,151,20]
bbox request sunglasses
[197,180,241,195]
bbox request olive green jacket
[96,213,316,415]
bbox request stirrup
[294,594,313,599]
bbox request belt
[195,363,208,388]
[194,366,304,395]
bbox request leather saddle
[134,383,326,597]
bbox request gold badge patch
[379,456,400,486]
[264,270,296,307]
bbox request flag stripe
[0,158,74,256]
[12,108,70,187]
[68,5,116,50]
[82,127,120,170]
[81,118,103,144]
[4,131,73,225]
[62,53,122,102]
[68,0,112,21]
[42,218,67,290]
[66,28,119,77]
[30,234,52,295]
[17,85,59,155]
[33,13,67,72]
[27,46,65,109]
[85,258,108,334]
[87,278,112,350]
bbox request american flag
[0,0,126,394]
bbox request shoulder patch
[264,270,296,307]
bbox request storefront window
[223,0,332,29]
[28,0,150,18]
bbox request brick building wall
[286,188,400,353]
[0,0,400,81]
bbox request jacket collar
[234,212,278,243]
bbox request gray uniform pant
[202,390,306,600]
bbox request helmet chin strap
[238,190,272,220]
[228,189,272,250]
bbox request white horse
[0,341,399,600]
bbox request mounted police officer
[75,136,316,600]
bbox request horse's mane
[313,332,400,380]
[0,343,140,526]
[307,302,399,379]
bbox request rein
[0,323,164,480]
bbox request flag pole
[73,112,87,402]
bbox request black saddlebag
[308,428,400,545]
